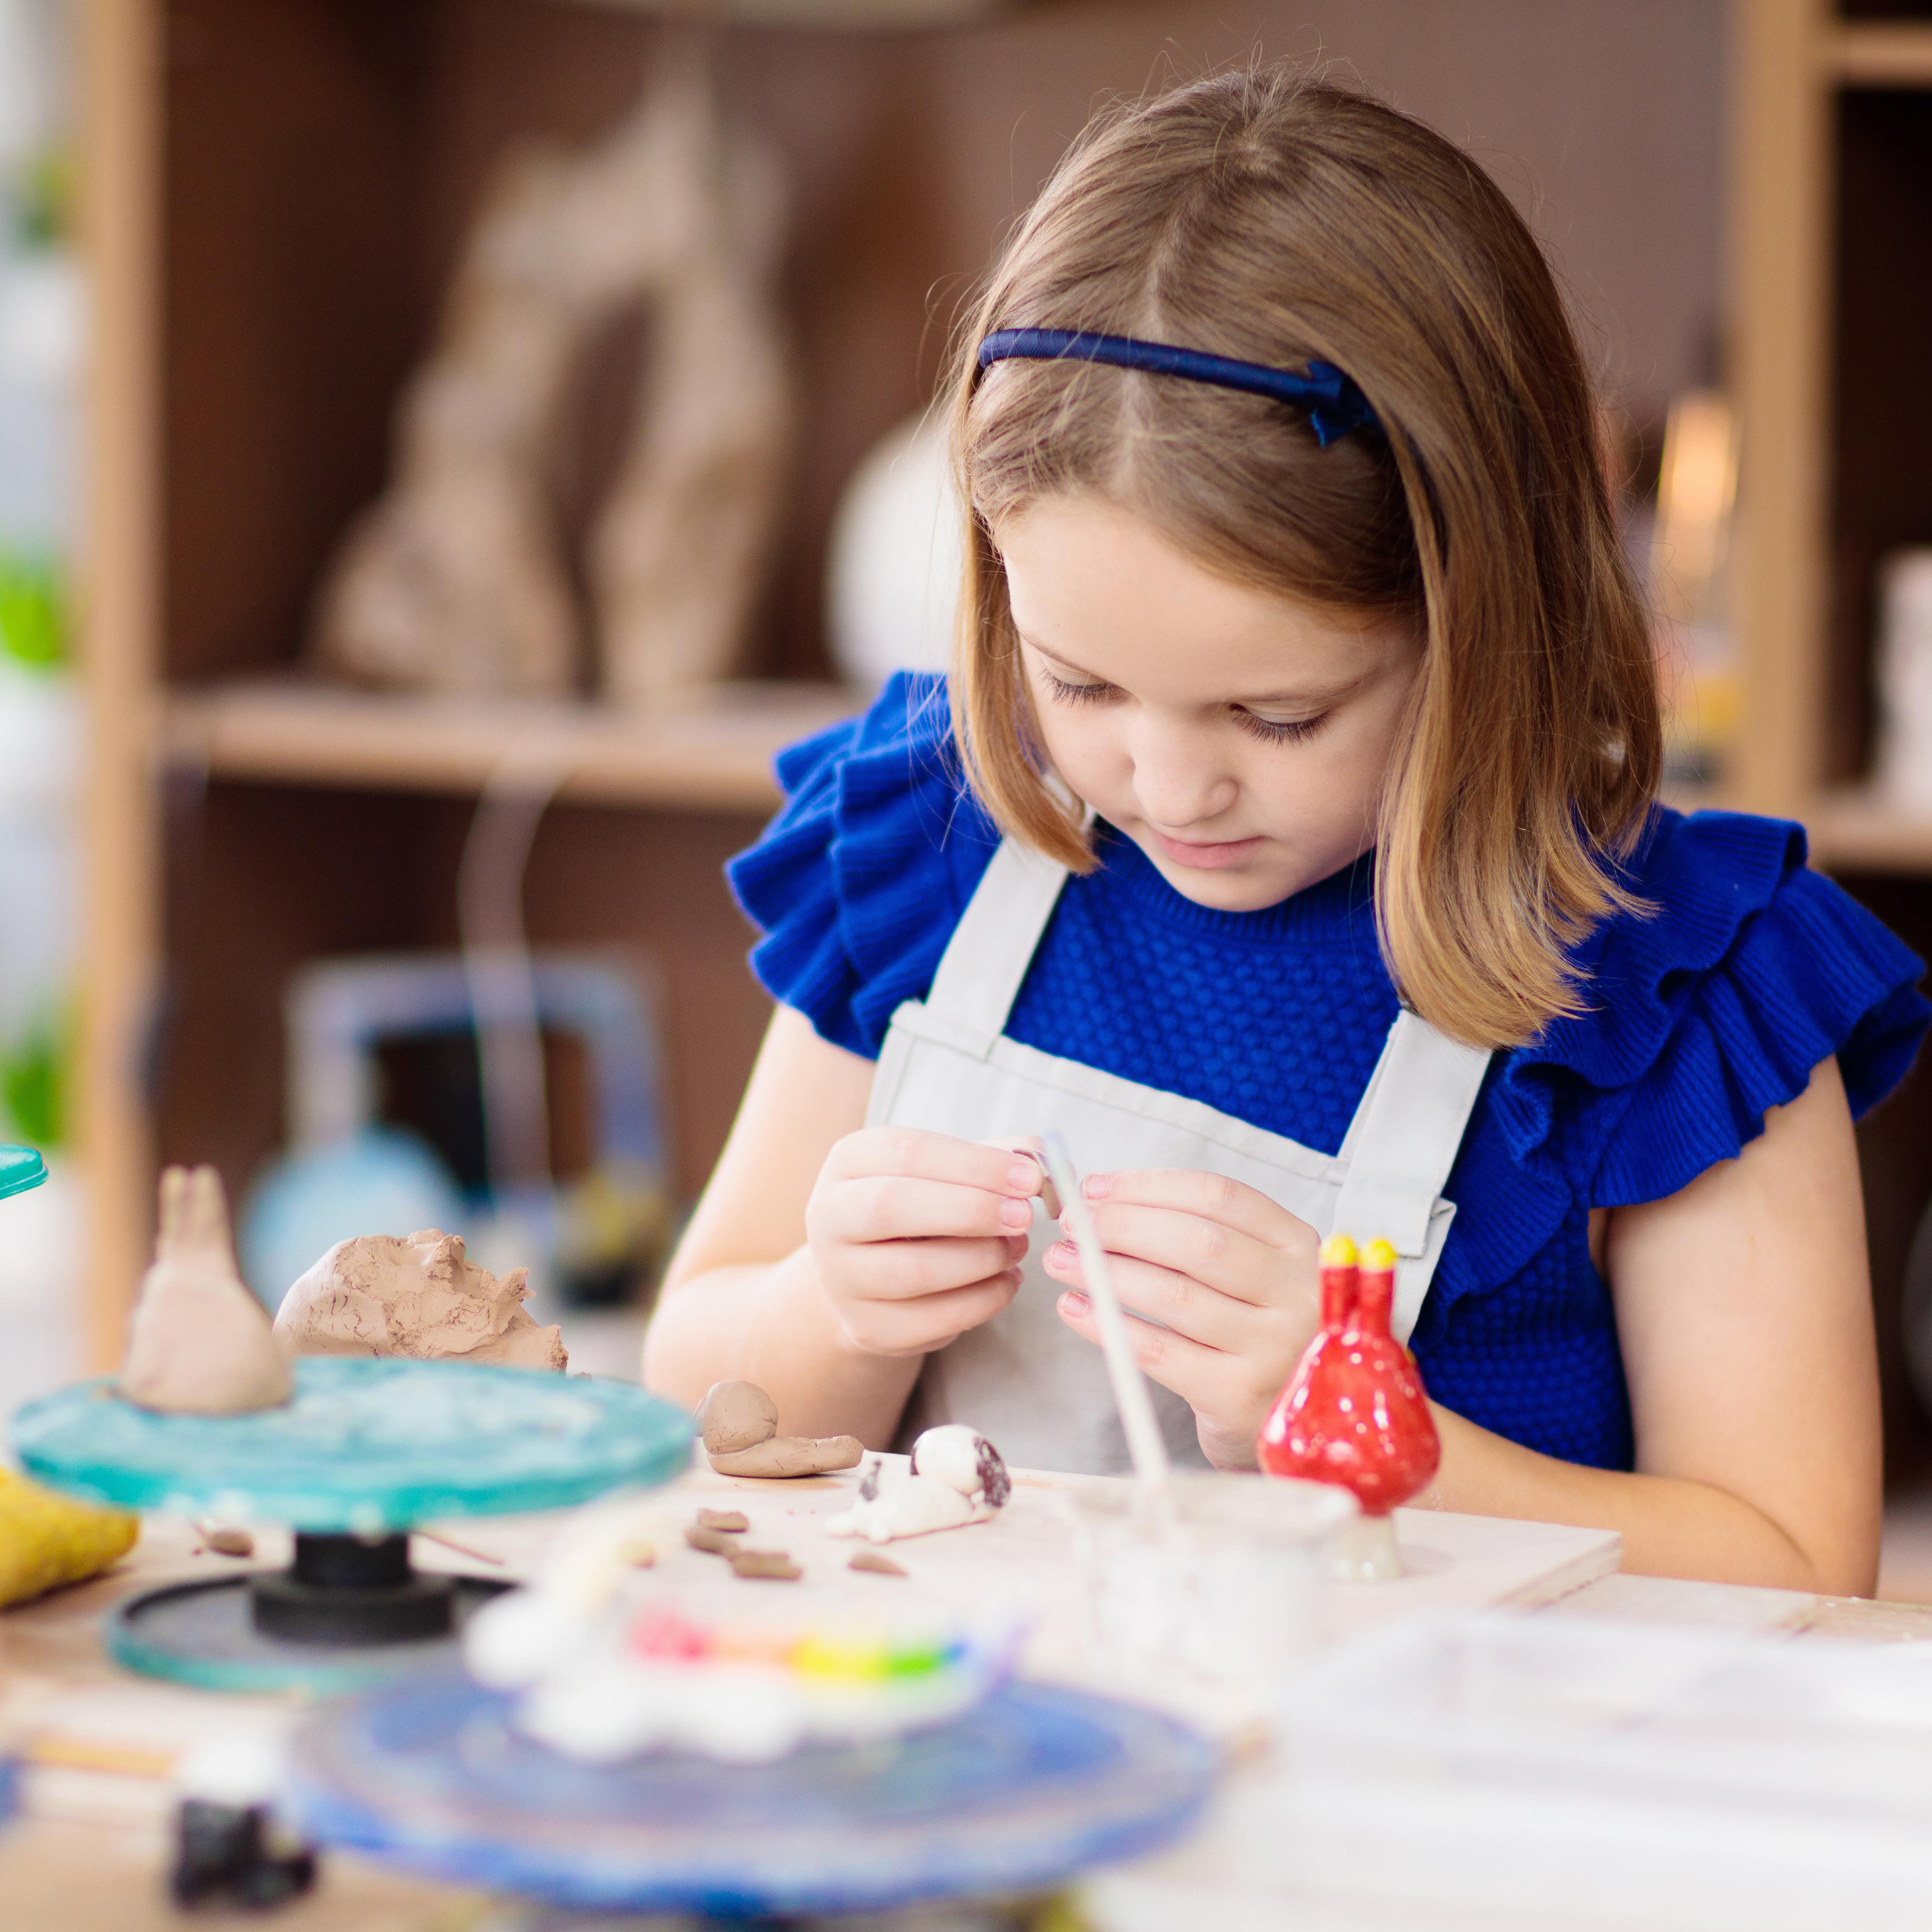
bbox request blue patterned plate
[288,1670,1218,1917]
[11,1358,692,1531]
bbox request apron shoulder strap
[1334,1010,1492,1340]
[922,838,1071,1052]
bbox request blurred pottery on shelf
[310,48,793,707]
[1256,1234,1440,1582]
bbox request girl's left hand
[1043,1168,1321,1469]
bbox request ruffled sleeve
[1430,807,1931,1316]
[725,672,1001,1058]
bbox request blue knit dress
[728,674,1932,1471]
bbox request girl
[644,70,1929,1595]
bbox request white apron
[866,837,1493,1474]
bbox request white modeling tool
[1039,1132,1172,1495]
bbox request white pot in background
[1875,550,1932,814]
[825,409,964,692]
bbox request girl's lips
[1147,828,1265,870]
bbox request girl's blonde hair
[948,68,1659,1049]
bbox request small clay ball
[698,1380,780,1455]
[910,1425,1012,1508]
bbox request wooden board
[397,1453,1620,1731]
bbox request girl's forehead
[995,494,1409,696]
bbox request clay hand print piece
[120,1166,294,1414]
[826,1427,1011,1544]
[1256,1234,1440,1582]
[697,1380,862,1478]
[273,1230,566,1371]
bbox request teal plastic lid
[0,1146,46,1201]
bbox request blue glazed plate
[10,1358,692,1530]
[287,1671,1218,1917]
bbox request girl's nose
[1128,716,1239,829]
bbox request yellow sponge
[0,1467,139,1607]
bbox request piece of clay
[826,1425,1012,1544]
[848,1550,907,1578]
[694,1378,863,1477]
[827,1477,986,1545]
[696,1509,748,1533]
[910,1426,1012,1508]
[981,1138,1061,1218]
[697,1381,779,1454]
[273,1230,565,1372]
[120,1168,294,1416]
[709,1436,864,1478]
[204,1527,254,1558]
[730,1548,801,1581]
[684,1526,736,1555]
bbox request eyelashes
[1037,667,1330,746]
[1039,668,1114,707]
[1234,711,1329,746]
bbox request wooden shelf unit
[162,680,856,812]
[1732,1,1932,1478]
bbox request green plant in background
[13,144,69,253]
[0,546,65,670]
[1,1006,68,1149]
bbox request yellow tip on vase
[1361,1237,1398,1272]
[1320,1232,1359,1267]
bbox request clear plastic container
[1063,1472,1354,1693]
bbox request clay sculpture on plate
[1256,1233,1440,1580]
[697,1380,862,1477]
[826,1427,1010,1544]
[120,1166,295,1415]
[272,1230,566,1371]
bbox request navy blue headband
[976,328,1378,448]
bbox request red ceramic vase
[1256,1234,1440,1515]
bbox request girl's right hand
[804,1130,1044,1357]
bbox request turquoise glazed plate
[11,1357,692,1531]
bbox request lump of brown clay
[695,1378,863,1478]
[120,1167,295,1415]
[685,1525,737,1555]
[848,1550,906,1577]
[696,1509,748,1533]
[273,1230,565,1371]
[697,1381,779,1455]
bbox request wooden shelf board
[1824,22,1932,88]
[1802,786,1932,873]
[161,678,862,812]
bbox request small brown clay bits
[848,1549,907,1578]
[686,1506,751,1553]
[730,1547,801,1581]
[203,1526,253,1557]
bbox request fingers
[1055,1287,1274,1414]
[835,1269,1024,1357]
[826,1127,1044,1200]
[1081,1167,1309,1248]
[839,1233,1029,1299]
[1042,1239,1254,1352]
[818,1175,1039,1245]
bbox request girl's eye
[1235,709,1329,745]
[1041,668,1118,706]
